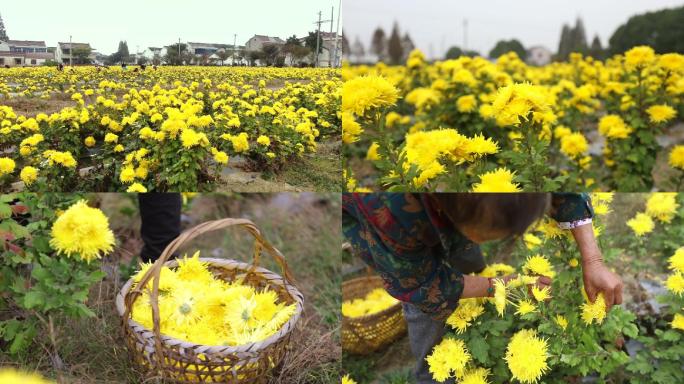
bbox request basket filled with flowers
[341,275,407,355]
[115,218,304,383]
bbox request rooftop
[7,40,47,47]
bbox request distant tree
[0,13,8,41]
[351,36,365,62]
[571,18,588,53]
[247,50,263,66]
[589,35,604,60]
[445,46,479,59]
[72,47,92,65]
[556,18,590,61]
[164,43,189,65]
[215,50,230,65]
[304,31,323,54]
[342,30,350,56]
[402,33,416,57]
[489,39,527,60]
[370,27,387,61]
[261,44,281,66]
[557,24,572,61]
[609,6,684,55]
[446,46,464,59]
[137,56,149,66]
[282,35,303,66]
[387,22,403,64]
[291,45,311,66]
[107,41,130,65]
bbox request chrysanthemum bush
[0,66,340,192]
[343,47,684,192]
[0,193,114,356]
[617,193,684,383]
[423,193,684,383]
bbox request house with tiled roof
[0,39,54,66]
[245,35,285,52]
[56,42,96,65]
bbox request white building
[0,40,53,66]
[56,42,96,65]
[186,42,244,65]
[527,46,552,66]
[142,47,163,64]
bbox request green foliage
[0,193,105,356]
[609,6,684,55]
[489,39,527,60]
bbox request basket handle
[122,218,295,371]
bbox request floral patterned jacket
[342,193,593,317]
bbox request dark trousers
[138,193,182,263]
[404,245,486,384]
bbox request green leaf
[0,203,12,219]
[23,290,45,309]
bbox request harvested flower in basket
[342,287,399,318]
[131,251,297,346]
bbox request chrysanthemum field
[342,193,684,384]
[342,47,684,192]
[0,66,341,192]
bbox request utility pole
[332,0,341,67]
[328,6,334,67]
[313,11,332,68]
[233,34,237,65]
[463,19,468,52]
[69,35,73,66]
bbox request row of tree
[100,32,327,67]
[348,23,415,65]
[348,5,684,64]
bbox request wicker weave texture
[341,275,407,355]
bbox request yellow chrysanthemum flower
[645,193,680,223]
[581,292,607,325]
[342,76,399,116]
[523,255,556,278]
[668,248,684,274]
[426,338,472,382]
[49,200,115,263]
[666,272,684,295]
[505,329,549,383]
[672,313,684,331]
[646,104,677,124]
[0,368,55,384]
[669,145,684,170]
[560,132,588,159]
[626,212,654,236]
[472,168,520,192]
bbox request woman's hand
[582,259,623,310]
[571,223,623,310]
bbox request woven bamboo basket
[341,275,407,355]
[115,218,304,383]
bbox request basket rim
[115,257,304,356]
[342,275,403,321]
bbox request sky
[344,0,684,59]
[0,0,341,55]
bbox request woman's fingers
[614,283,623,305]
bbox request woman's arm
[571,223,623,309]
[462,275,552,298]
